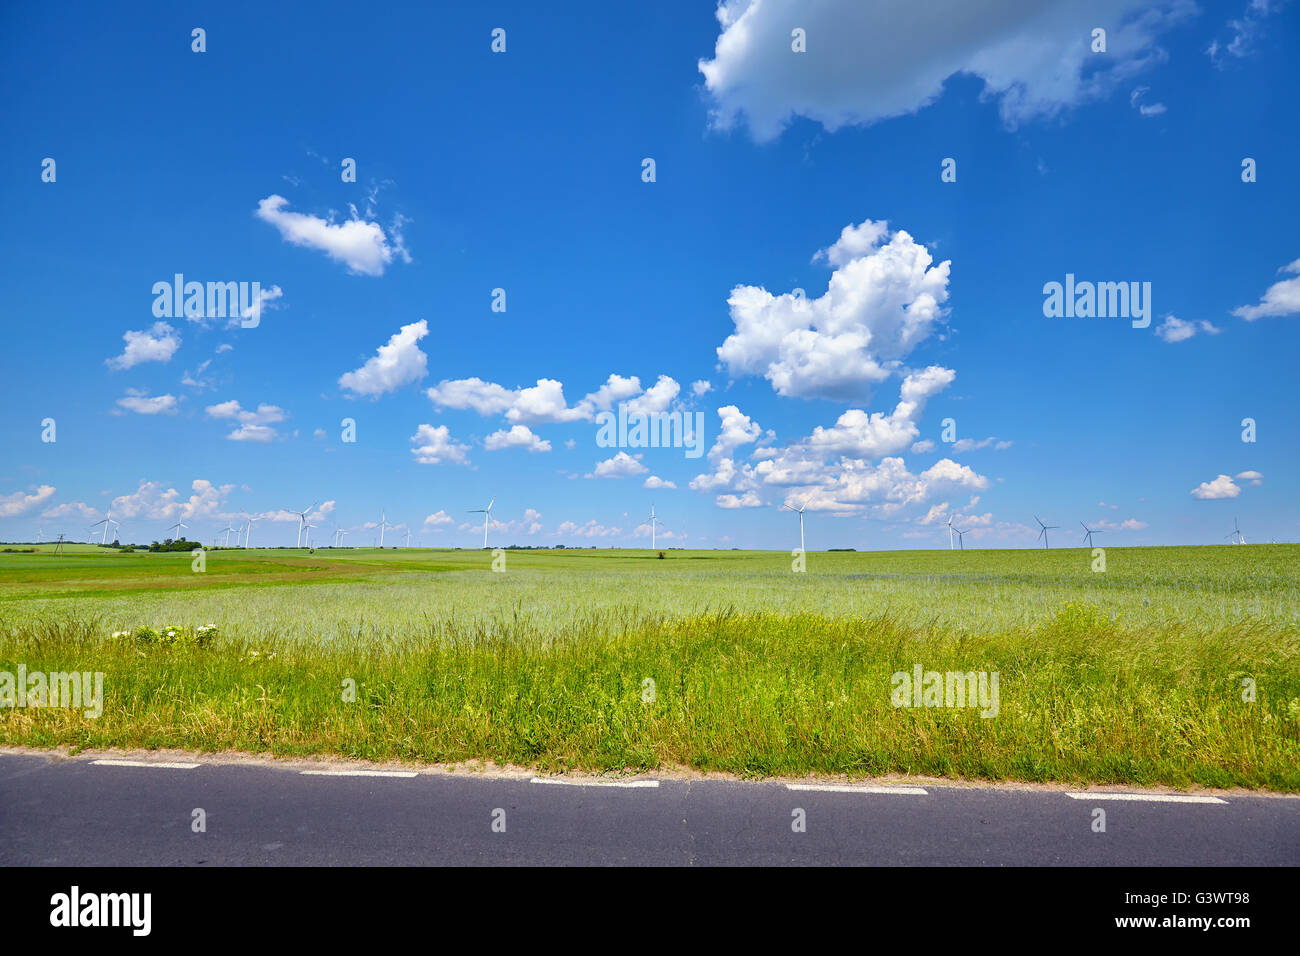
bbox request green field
[1,543,1297,789]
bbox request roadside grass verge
[2,606,1296,790]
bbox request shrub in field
[1038,601,1117,638]
[130,623,217,647]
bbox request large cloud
[1232,258,1300,320]
[339,320,429,397]
[803,366,954,457]
[205,400,287,443]
[716,220,950,401]
[0,485,56,517]
[115,389,178,415]
[1190,474,1241,499]
[699,0,1192,141]
[256,195,406,276]
[110,478,234,522]
[689,372,985,515]
[588,452,648,478]
[410,424,471,466]
[708,405,763,462]
[784,456,989,513]
[1154,314,1222,342]
[484,425,552,452]
[106,322,180,370]
[426,373,681,424]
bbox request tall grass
[3,604,1296,789]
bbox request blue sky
[2,0,1296,549]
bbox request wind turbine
[378,510,394,547]
[946,514,956,551]
[335,528,349,547]
[1080,521,1104,548]
[468,497,496,549]
[110,521,121,544]
[1034,515,1058,549]
[167,519,188,541]
[220,522,238,547]
[1225,518,1246,545]
[36,528,43,543]
[242,514,258,548]
[304,522,318,548]
[90,512,116,544]
[783,500,807,553]
[289,502,317,548]
[648,503,663,550]
[954,525,968,550]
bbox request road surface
[1,751,1295,866]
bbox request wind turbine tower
[1034,515,1059,549]
[648,503,663,550]
[783,501,807,553]
[90,512,116,544]
[468,497,496,549]
[1226,518,1246,545]
[290,503,317,548]
[1080,521,1104,548]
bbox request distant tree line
[148,538,200,552]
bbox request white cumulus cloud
[717,220,950,401]
[699,0,1193,142]
[1155,314,1223,342]
[115,389,178,415]
[1190,474,1241,499]
[410,424,471,466]
[484,425,552,453]
[0,485,56,517]
[1232,258,1300,320]
[256,195,404,276]
[588,452,648,478]
[339,320,429,397]
[106,322,180,370]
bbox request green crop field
[1,543,1297,790]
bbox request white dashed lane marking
[530,778,660,789]
[76,759,1232,803]
[1066,792,1228,804]
[300,770,419,778]
[787,784,928,795]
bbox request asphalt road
[1,751,1296,866]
